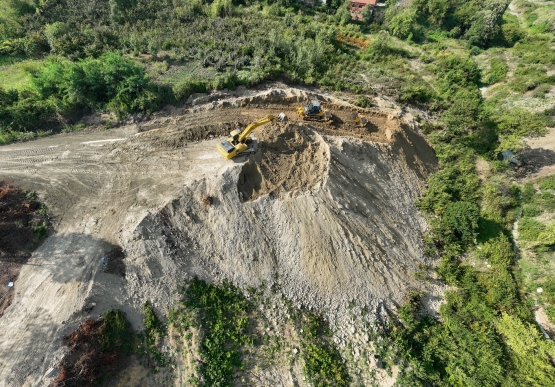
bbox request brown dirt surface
[238,123,329,201]
[0,181,49,317]
[520,126,555,179]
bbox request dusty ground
[521,126,555,179]
[0,87,437,387]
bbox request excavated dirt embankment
[0,87,438,387]
[119,118,437,332]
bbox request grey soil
[0,87,438,387]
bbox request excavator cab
[350,112,368,127]
[229,128,242,142]
[305,100,322,115]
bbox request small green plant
[519,217,546,241]
[522,204,543,217]
[139,300,169,368]
[299,313,350,387]
[33,222,48,242]
[25,190,36,200]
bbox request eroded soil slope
[0,87,437,387]
[238,123,329,201]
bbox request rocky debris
[121,118,437,332]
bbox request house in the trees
[350,0,377,21]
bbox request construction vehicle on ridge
[296,100,332,121]
[349,112,368,127]
[217,115,275,159]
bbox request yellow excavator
[349,112,368,127]
[217,115,275,159]
[296,100,332,121]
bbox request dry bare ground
[0,87,439,386]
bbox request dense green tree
[385,2,417,39]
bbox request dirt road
[0,88,437,386]
[0,123,237,385]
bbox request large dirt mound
[238,124,329,201]
[119,123,437,332]
[0,86,438,387]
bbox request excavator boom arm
[238,116,274,143]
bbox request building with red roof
[350,0,377,21]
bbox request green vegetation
[167,277,351,387]
[99,309,135,354]
[299,314,350,387]
[32,222,48,242]
[484,57,508,85]
[137,300,169,370]
[169,277,252,386]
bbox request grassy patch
[137,300,170,370]
[0,60,40,90]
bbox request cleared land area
[0,88,437,386]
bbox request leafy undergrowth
[52,310,134,387]
[167,277,351,387]
[298,314,351,387]
[168,277,253,386]
[136,300,170,372]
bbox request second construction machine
[297,100,332,121]
[217,115,275,159]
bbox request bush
[484,58,508,85]
[99,310,134,353]
[495,108,547,138]
[440,201,480,246]
[433,56,481,99]
[518,217,546,241]
[522,204,543,217]
[31,53,170,116]
[495,313,555,386]
[301,314,350,387]
[173,78,209,102]
[399,84,437,105]
[354,95,373,108]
